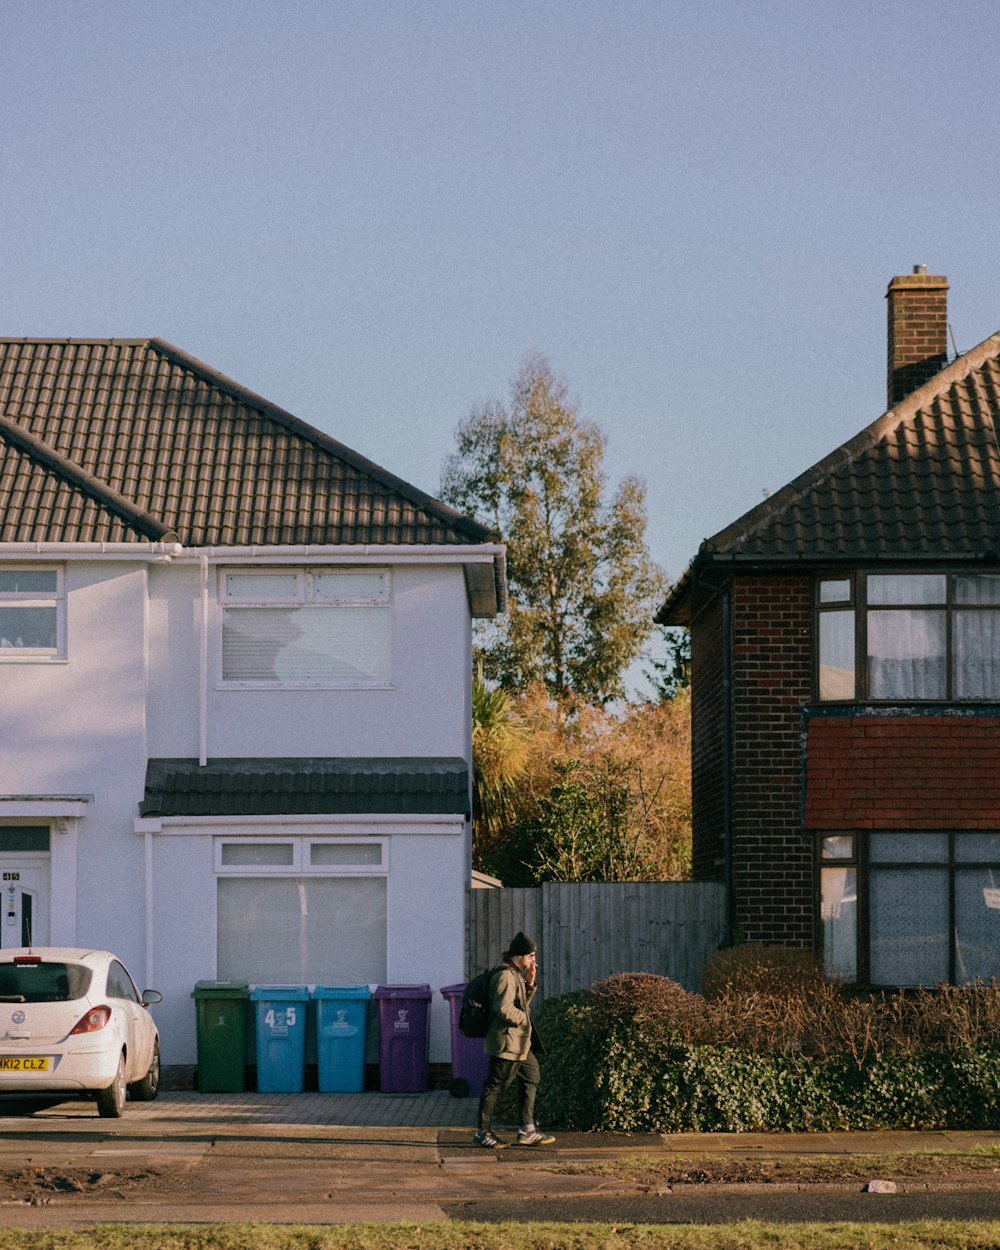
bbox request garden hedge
[532,985,1000,1132]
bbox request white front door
[0,862,50,949]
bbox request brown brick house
[658,269,1000,988]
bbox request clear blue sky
[4,2,998,608]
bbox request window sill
[215,682,395,691]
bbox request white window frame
[217,566,392,689]
[0,566,66,661]
[214,836,388,877]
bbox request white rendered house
[0,338,504,1075]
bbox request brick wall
[690,591,726,881]
[807,712,1000,827]
[731,576,813,946]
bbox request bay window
[819,831,1000,985]
[215,837,388,984]
[817,572,1000,701]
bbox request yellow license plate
[0,1057,49,1071]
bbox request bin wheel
[448,1077,470,1098]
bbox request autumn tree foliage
[442,353,666,705]
[471,684,691,886]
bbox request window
[817,572,1000,701]
[219,568,390,686]
[0,568,64,659]
[106,961,141,1003]
[818,831,1000,985]
[215,837,387,984]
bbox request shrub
[700,943,827,1001]
[533,974,1000,1132]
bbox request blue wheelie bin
[312,984,371,1092]
[250,985,310,1092]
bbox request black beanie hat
[507,931,536,957]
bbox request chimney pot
[886,269,949,407]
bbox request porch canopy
[139,757,470,817]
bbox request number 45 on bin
[264,1008,296,1031]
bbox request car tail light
[13,956,41,965]
[70,1006,112,1035]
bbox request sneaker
[474,1129,507,1149]
[516,1129,556,1146]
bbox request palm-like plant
[471,661,528,868]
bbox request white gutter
[169,543,504,565]
[0,542,183,561]
[135,812,465,833]
[0,541,502,564]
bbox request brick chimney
[886,265,949,408]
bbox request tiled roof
[659,331,1000,622]
[139,757,470,818]
[0,339,495,549]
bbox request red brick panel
[732,577,813,945]
[806,715,1000,828]
[690,592,726,881]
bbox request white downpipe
[199,555,209,767]
[144,830,155,989]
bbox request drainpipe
[692,572,734,945]
[199,555,209,767]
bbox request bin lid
[439,983,467,998]
[311,984,372,1000]
[249,984,311,1001]
[373,983,432,1000]
[192,980,249,998]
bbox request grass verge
[0,1223,998,1250]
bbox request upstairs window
[220,568,391,687]
[817,572,1000,702]
[0,568,64,660]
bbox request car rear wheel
[96,1053,127,1118]
[129,1040,160,1101]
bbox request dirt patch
[544,1153,1000,1188]
[0,1167,165,1205]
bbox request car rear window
[0,962,92,1002]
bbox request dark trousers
[477,1052,540,1131]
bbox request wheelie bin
[312,984,371,1092]
[250,985,310,1092]
[191,980,249,1092]
[373,984,431,1092]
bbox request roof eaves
[148,339,498,546]
[0,410,174,542]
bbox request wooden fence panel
[467,881,726,1001]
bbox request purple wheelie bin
[373,984,432,1092]
[440,983,489,1098]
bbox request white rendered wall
[1,555,474,1071]
[148,823,466,1067]
[146,563,471,760]
[0,563,150,969]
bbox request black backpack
[459,965,503,1038]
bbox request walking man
[474,931,555,1148]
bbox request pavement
[0,1089,997,1228]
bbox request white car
[0,947,162,1117]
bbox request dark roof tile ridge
[148,338,498,545]
[0,409,174,541]
[704,330,1000,556]
[0,337,153,346]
